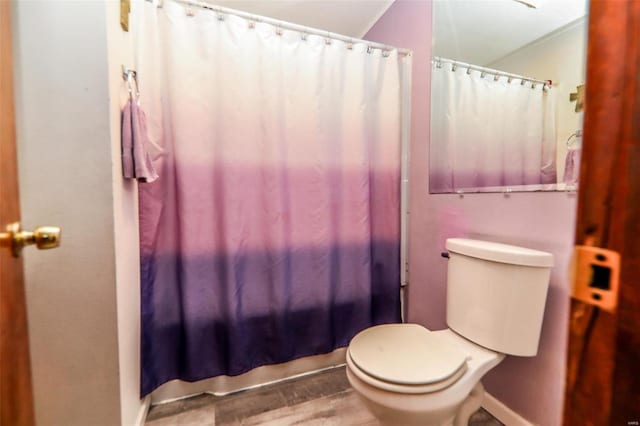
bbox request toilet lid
[348,324,468,386]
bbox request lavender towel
[122,98,159,183]
[563,148,581,185]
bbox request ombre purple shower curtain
[135,2,403,396]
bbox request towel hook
[566,130,583,148]
[122,66,140,102]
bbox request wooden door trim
[564,1,640,424]
[0,2,36,425]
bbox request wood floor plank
[146,394,217,421]
[236,391,379,426]
[146,404,216,426]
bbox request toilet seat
[347,324,469,394]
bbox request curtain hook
[466,67,472,75]
[217,13,225,21]
[493,74,500,81]
[451,63,457,72]
[185,5,194,17]
[480,71,486,78]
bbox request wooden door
[564,1,640,425]
[0,3,36,425]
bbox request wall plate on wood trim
[570,245,620,312]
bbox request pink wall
[365,1,577,424]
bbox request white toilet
[346,238,553,426]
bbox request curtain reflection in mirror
[430,59,557,193]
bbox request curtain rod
[433,56,551,88]
[158,0,411,57]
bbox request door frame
[563,1,640,424]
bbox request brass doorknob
[0,222,61,257]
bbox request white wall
[489,18,587,182]
[105,1,148,424]
[12,1,143,425]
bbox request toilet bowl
[346,324,504,426]
[346,239,553,426]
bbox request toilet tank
[445,238,553,356]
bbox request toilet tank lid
[446,238,554,267]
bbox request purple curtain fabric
[139,166,400,395]
[136,2,402,397]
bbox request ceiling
[197,0,587,63]
[207,0,395,39]
[433,0,588,66]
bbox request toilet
[346,238,553,426]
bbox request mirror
[430,0,589,193]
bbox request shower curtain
[430,61,557,193]
[135,2,403,396]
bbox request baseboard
[135,396,151,426]
[483,392,534,426]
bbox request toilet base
[453,382,484,426]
